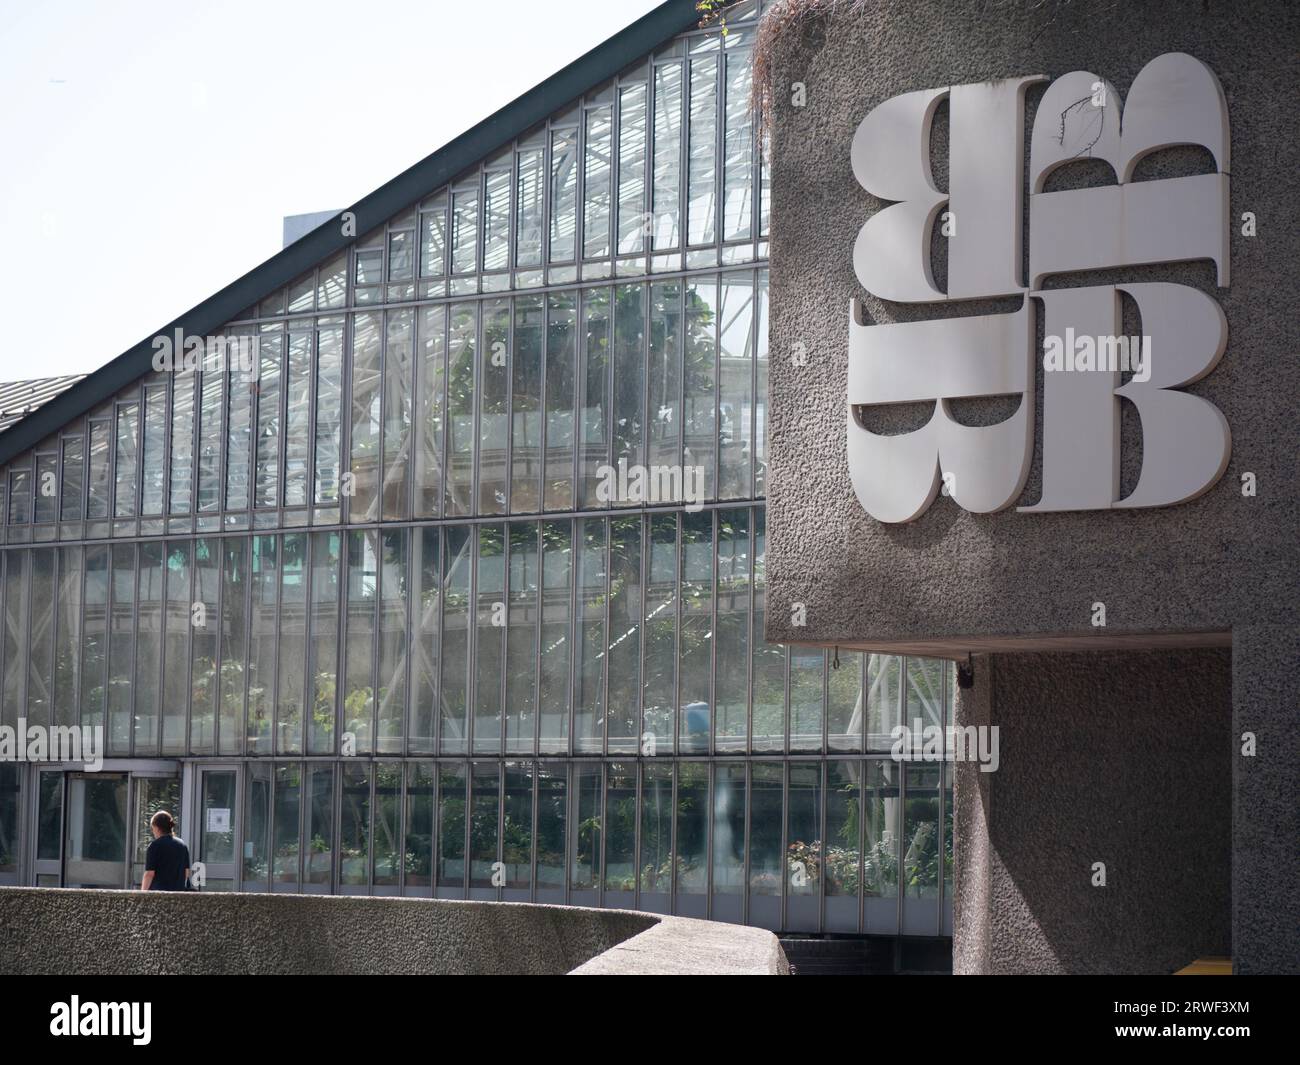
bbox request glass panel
[277,534,307,754]
[114,403,139,518]
[573,517,606,753]
[1,554,26,734]
[503,761,533,890]
[134,542,163,753]
[640,761,672,900]
[865,760,900,899]
[373,761,402,888]
[473,525,505,753]
[60,437,85,522]
[245,537,277,755]
[26,550,54,731]
[107,545,134,753]
[254,332,283,508]
[420,198,448,278]
[318,253,347,309]
[538,520,571,752]
[34,453,57,524]
[723,46,754,242]
[606,515,641,753]
[903,763,941,900]
[37,771,62,862]
[190,539,219,753]
[548,129,577,263]
[648,281,682,476]
[749,762,783,898]
[437,763,467,892]
[242,762,271,888]
[684,278,717,500]
[343,531,377,754]
[578,287,611,508]
[612,284,644,484]
[168,374,195,514]
[687,55,718,246]
[225,350,253,511]
[196,372,223,512]
[906,656,946,735]
[273,763,301,889]
[787,762,822,902]
[445,303,477,517]
[642,514,676,754]
[141,384,167,516]
[283,330,312,507]
[415,305,447,517]
[87,420,112,519]
[603,763,635,894]
[715,508,749,751]
[570,762,600,892]
[616,83,648,255]
[382,309,414,520]
[405,762,435,889]
[66,773,127,888]
[469,762,500,889]
[510,294,544,512]
[53,547,82,732]
[790,648,824,753]
[536,762,566,894]
[505,523,537,753]
[451,187,479,276]
[543,291,577,510]
[826,760,862,901]
[755,270,768,494]
[388,229,414,282]
[712,762,746,900]
[828,651,864,753]
[339,761,370,889]
[679,510,713,754]
[305,764,334,887]
[675,761,708,902]
[314,320,344,504]
[80,545,110,738]
[161,541,190,754]
[867,654,902,751]
[376,530,407,753]
[515,149,545,269]
[410,527,440,753]
[308,532,341,754]
[200,770,236,865]
[478,299,510,514]
[751,509,784,750]
[583,105,613,260]
[718,274,753,499]
[652,61,683,249]
[218,538,248,756]
[439,525,472,754]
[349,313,382,521]
[483,169,511,272]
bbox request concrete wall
[955,649,1232,974]
[0,888,788,976]
[759,0,1299,972]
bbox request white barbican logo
[847,53,1230,523]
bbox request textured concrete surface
[955,649,1232,974]
[760,0,1299,972]
[0,889,787,975]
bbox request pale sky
[0,0,663,382]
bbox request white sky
[0,0,663,382]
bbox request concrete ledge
[0,887,788,975]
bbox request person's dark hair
[150,810,175,834]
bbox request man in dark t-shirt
[142,810,191,891]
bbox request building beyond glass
[0,1,953,938]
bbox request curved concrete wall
[0,887,788,976]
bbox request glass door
[63,773,129,888]
[196,767,238,891]
[130,776,182,888]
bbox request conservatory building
[0,0,955,950]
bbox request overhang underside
[783,628,1233,661]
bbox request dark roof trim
[0,0,701,466]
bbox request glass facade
[0,1,953,936]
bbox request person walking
[140,810,192,891]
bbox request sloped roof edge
[0,0,700,466]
